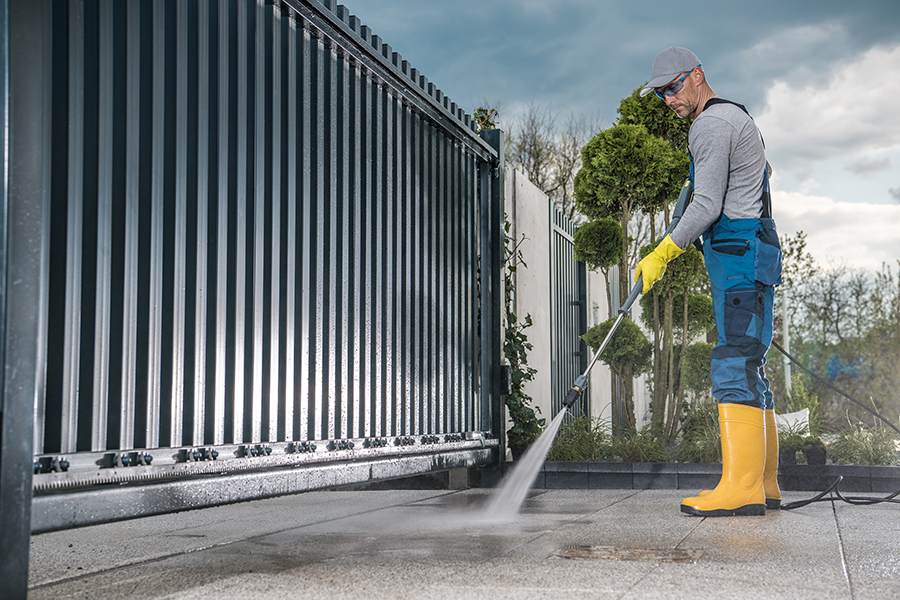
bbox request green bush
[611,428,667,463]
[786,374,822,436]
[778,416,809,445]
[828,426,897,465]
[582,318,653,375]
[802,436,825,451]
[547,417,612,462]
[573,218,624,271]
[779,431,807,453]
[676,400,720,463]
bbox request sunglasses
[654,66,699,101]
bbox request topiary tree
[635,241,709,440]
[608,91,698,442]
[582,318,652,432]
[617,88,690,152]
[574,218,624,318]
[575,123,680,433]
[641,292,713,339]
[617,89,691,231]
[575,123,678,225]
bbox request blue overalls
[691,99,783,409]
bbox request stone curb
[536,462,900,492]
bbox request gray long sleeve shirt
[669,100,768,249]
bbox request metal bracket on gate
[286,441,317,453]
[236,444,272,458]
[33,456,70,474]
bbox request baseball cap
[639,47,702,97]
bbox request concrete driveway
[29,487,899,599]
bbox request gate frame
[1,0,51,593]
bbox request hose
[780,475,900,510]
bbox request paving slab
[29,490,448,587]
[29,488,899,599]
[833,499,900,598]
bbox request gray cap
[639,47,701,97]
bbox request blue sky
[350,0,900,269]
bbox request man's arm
[670,117,733,249]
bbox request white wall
[503,167,614,426]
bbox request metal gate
[550,206,589,418]
[1,0,505,552]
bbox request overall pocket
[723,288,764,343]
[705,232,756,287]
[754,221,783,286]
[711,238,751,256]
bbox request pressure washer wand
[562,179,694,410]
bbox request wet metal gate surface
[0,0,504,557]
[550,206,589,418]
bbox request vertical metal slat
[91,0,114,451]
[269,2,283,443]
[194,0,210,445]
[283,12,298,441]
[60,0,84,454]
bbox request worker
[635,47,784,516]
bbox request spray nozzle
[562,375,588,409]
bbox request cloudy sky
[354,0,900,270]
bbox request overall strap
[760,167,772,219]
[703,96,749,115]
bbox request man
[634,47,784,517]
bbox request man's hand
[634,234,685,294]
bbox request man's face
[658,69,698,118]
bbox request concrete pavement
[29,487,899,599]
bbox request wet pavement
[29,487,899,599]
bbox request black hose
[780,475,900,510]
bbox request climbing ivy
[502,218,545,455]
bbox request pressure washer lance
[563,178,694,410]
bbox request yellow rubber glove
[634,234,685,294]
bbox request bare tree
[507,104,599,218]
[550,115,596,218]
[508,104,557,193]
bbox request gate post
[479,129,504,462]
[0,0,50,594]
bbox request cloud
[737,22,853,90]
[845,155,891,175]
[773,181,900,269]
[356,1,900,126]
[756,44,900,171]
[889,187,900,201]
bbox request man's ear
[693,67,705,85]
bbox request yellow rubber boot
[695,408,782,509]
[681,403,766,517]
[763,408,782,509]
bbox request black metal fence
[2,0,506,555]
[550,206,589,418]
[34,0,498,458]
